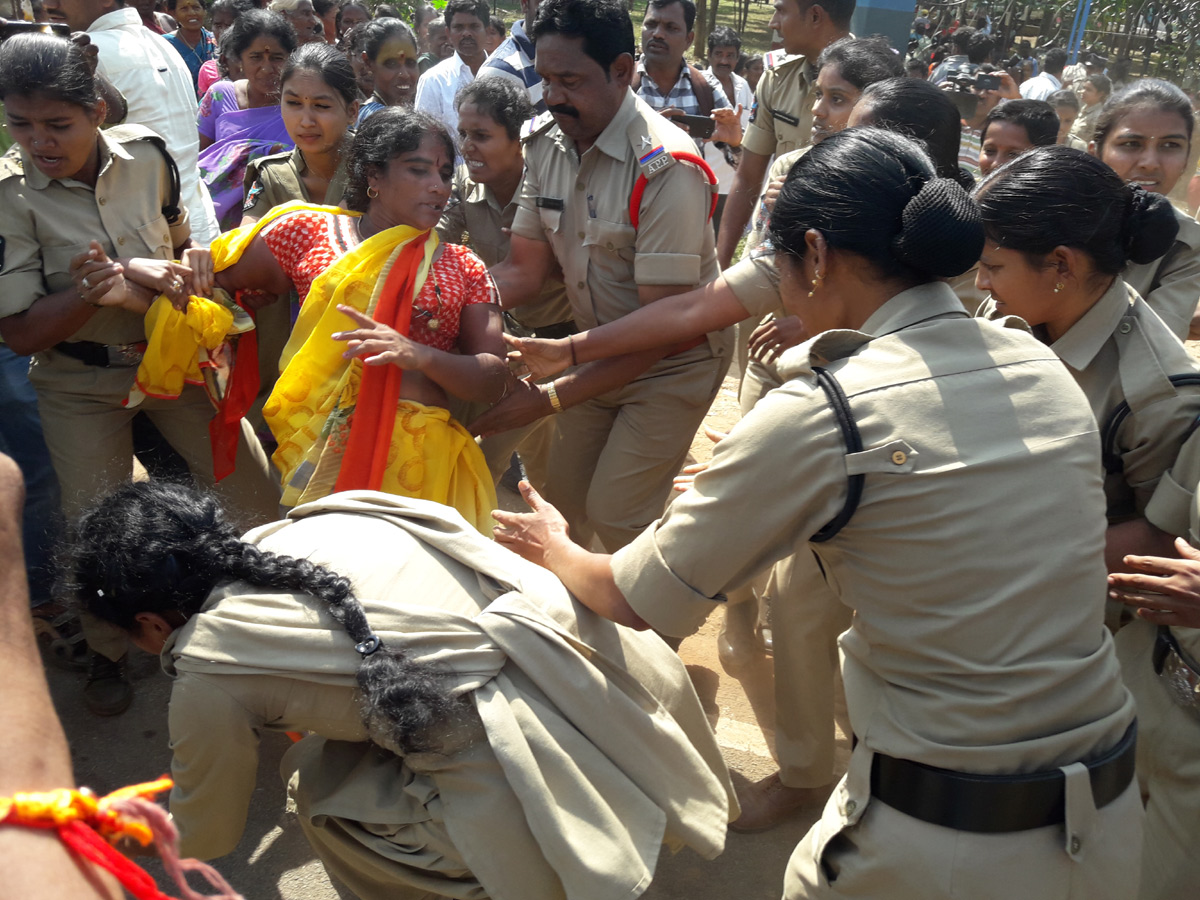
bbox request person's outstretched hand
[504,332,573,380]
[493,481,570,568]
[1108,537,1200,628]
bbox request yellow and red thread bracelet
[0,777,242,900]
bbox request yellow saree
[256,203,495,531]
[130,201,495,532]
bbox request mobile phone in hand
[671,113,716,140]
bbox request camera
[941,64,1000,118]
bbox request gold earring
[807,271,824,298]
[1053,282,1064,293]
[366,185,379,199]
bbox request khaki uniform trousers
[1115,620,1200,900]
[785,742,1144,900]
[31,350,280,660]
[545,347,728,552]
[727,350,852,788]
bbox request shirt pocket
[844,439,918,475]
[581,217,637,296]
[582,217,636,259]
[538,205,563,235]
[136,217,174,258]
[41,243,92,294]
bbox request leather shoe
[84,652,132,716]
[728,772,833,833]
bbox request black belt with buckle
[501,312,577,341]
[55,341,145,368]
[870,721,1137,833]
[1153,625,1200,721]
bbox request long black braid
[68,481,460,755]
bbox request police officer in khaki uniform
[0,33,278,714]
[974,148,1200,592]
[1107,438,1200,900]
[489,0,730,552]
[496,130,1143,900]
[68,485,735,899]
[714,0,852,269]
[437,76,575,489]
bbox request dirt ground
[45,371,850,900]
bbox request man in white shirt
[1019,46,1066,101]
[704,24,753,235]
[415,0,489,135]
[44,0,219,245]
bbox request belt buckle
[1156,628,1200,723]
[107,343,145,368]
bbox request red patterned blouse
[259,209,497,350]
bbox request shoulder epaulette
[101,123,160,144]
[764,50,805,70]
[521,111,557,143]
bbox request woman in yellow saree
[210,107,507,531]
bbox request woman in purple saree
[198,10,296,230]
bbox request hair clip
[355,634,382,656]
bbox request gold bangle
[546,380,564,413]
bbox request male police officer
[715,0,852,269]
[490,0,729,552]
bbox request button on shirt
[437,166,571,329]
[612,281,1135,775]
[983,277,1200,530]
[741,53,815,159]
[511,91,721,336]
[87,8,217,246]
[634,60,731,117]
[633,61,730,153]
[476,19,543,112]
[415,52,476,135]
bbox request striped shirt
[477,19,543,113]
[959,123,982,181]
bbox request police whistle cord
[0,777,243,900]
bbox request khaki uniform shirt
[1124,207,1200,340]
[613,282,1135,778]
[511,90,728,358]
[162,493,733,900]
[740,53,815,159]
[724,247,783,319]
[241,146,349,220]
[437,165,571,329]
[984,278,1200,529]
[0,125,189,346]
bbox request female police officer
[495,129,1141,900]
[0,33,277,714]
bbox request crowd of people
[1,0,1199,899]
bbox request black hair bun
[1124,185,1179,265]
[890,177,984,278]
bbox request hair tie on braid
[355,635,383,656]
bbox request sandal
[33,606,90,671]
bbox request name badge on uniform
[771,107,800,127]
[536,197,565,210]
